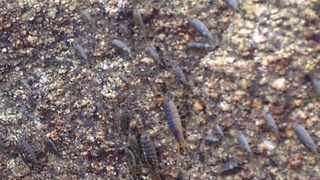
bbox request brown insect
[163,99,186,153]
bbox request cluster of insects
[74,1,320,178]
[106,3,320,179]
[14,135,61,173]
[1,0,319,179]
[117,110,164,179]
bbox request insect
[214,124,225,137]
[146,45,165,66]
[16,137,37,168]
[119,74,131,85]
[223,0,240,11]
[0,138,3,154]
[128,134,141,163]
[311,76,320,96]
[124,146,137,169]
[263,113,280,137]
[186,42,216,51]
[117,108,132,134]
[119,23,131,36]
[139,133,159,170]
[74,43,88,60]
[236,132,253,156]
[172,65,187,85]
[163,99,186,152]
[219,161,242,175]
[189,18,214,43]
[20,79,32,91]
[44,137,62,159]
[110,39,132,57]
[204,135,219,144]
[292,123,318,153]
[80,10,94,24]
[133,9,145,31]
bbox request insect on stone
[124,146,137,169]
[293,123,318,153]
[219,161,242,175]
[133,9,144,29]
[16,137,37,168]
[223,0,240,11]
[189,18,214,43]
[214,124,225,137]
[80,10,95,24]
[110,39,132,57]
[44,137,62,159]
[311,75,320,97]
[236,132,253,156]
[172,64,187,85]
[263,113,280,137]
[74,43,88,60]
[163,99,186,151]
[147,45,165,66]
[140,133,159,170]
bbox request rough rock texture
[0,0,319,179]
